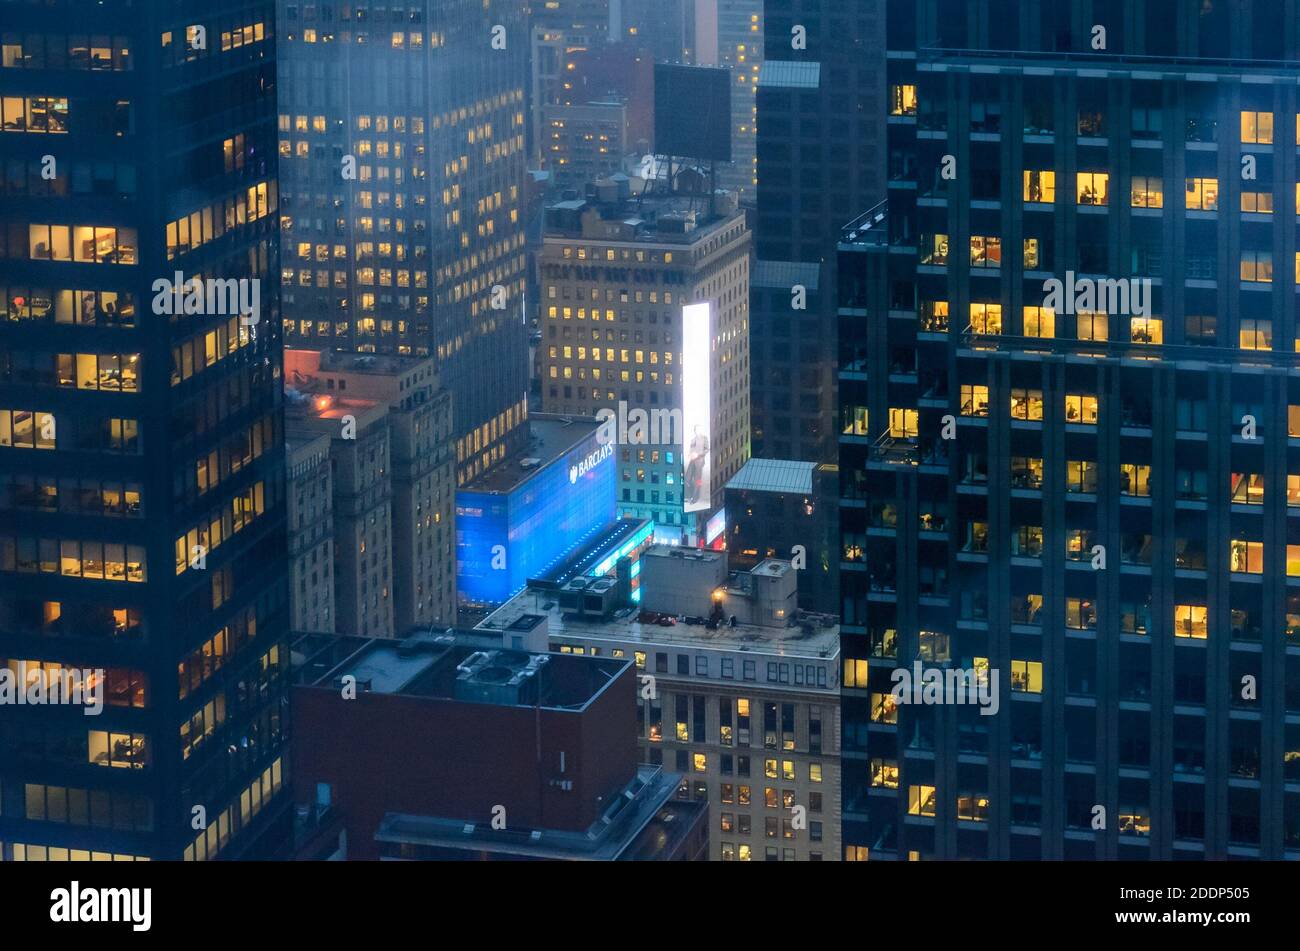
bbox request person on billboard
[685,424,709,506]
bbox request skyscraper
[276,0,530,485]
[614,0,696,64]
[527,0,611,39]
[0,1,290,861]
[750,0,886,464]
[840,0,1300,860]
[694,0,763,204]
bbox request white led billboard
[681,302,712,514]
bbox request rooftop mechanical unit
[453,650,549,706]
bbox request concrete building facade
[538,187,752,544]
[287,432,336,633]
[286,350,456,635]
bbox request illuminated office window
[889,84,917,116]
[1174,604,1208,639]
[1065,394,1099,424]
[1130,316,1162,344]
[1239,318,1272,351]
[1186,177,1218,210]
[1023,306,1055,338]
[969,235,1001,268]
[1009,388,1043,421]
[888,407,918,438]
[920,233,949,266]
[1241,190,1273,213]
[1240,250,1272,283]
[1076,311,1108,341]
[1022,169,1055,203]
[1076,171,1109,205]
[1229,538,1264,574]
[1131,175,1163,207]
[1010,661,1042,693]
[908,785,937,817]
[969,302,1002,334]
[1241,110,1273,144]
[960,384,990,417]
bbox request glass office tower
[841,0,1300,860]
[0,0,291,861]
[276,0,530,485]
[751,0,886,464]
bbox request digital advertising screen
[681,302,712,515]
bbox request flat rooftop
[753,259,821,292]
[543,193,744,245]
[460,413,602,495]
[478,584,839,658]
[726,457,816,495]
[310,350,432,377]
[285,430,330,464]
[292,632,628,710]
[373,765,698,861]
[285,392,381,422]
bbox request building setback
[0,0,290,861]
[276,0,530,486]
[840,0,1300,861]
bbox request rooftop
[373,765,701,861]
[917,44,1300,78]
[752,259,821,292]
[478,581,839,658]
[460,413,602,495]
[293,632,628,711]
[542,189,745,246]
[285,430,331,466]
[284,391,383,424]
[758,60,821,89]
[726,457,816,496]
[306,350,432,378]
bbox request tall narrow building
[0,1,290,860]
[750,0,886,463]
[276,0,530,485]
[694,0,763,204]
[840,0,1300,860]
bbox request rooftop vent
[454,650,548,706]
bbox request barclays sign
[569,443,614,484]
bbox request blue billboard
[457,430,617,606]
